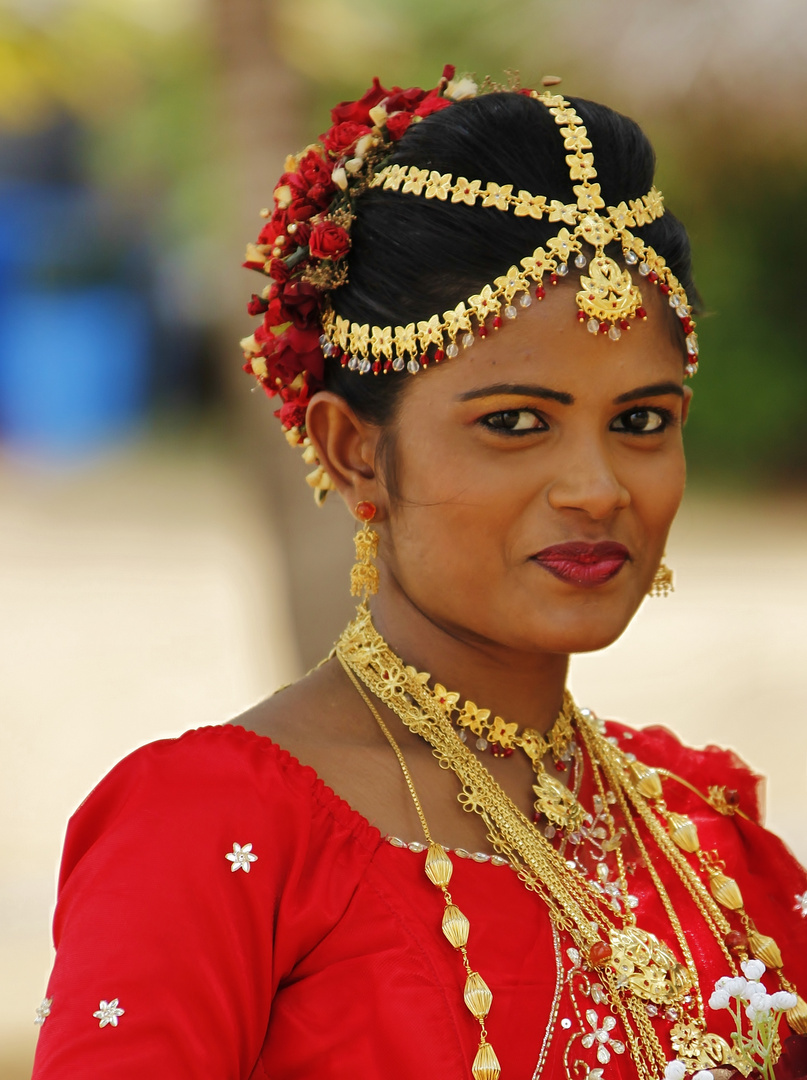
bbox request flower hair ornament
[240,67,699,504]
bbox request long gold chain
[338,653,565,1080]
[334,604,807,1074]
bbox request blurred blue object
[0,181,151,458]
[0,284,149,457]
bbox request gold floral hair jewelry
[321,90,699,378]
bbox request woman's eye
[481,409,545,433]
[611,407,669,434]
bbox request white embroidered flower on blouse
[93,999,124,1028]
[582,1010,626,1064]
[795,891,807,916]
[226,842,258,872]
[34,998,53,1025]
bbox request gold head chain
[321,91,699,377]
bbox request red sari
[32,721,807,1079]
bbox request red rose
[384,85,427,113]
[309,221,351,260]
[262,326,325,386]
[275,397,309,431]
[257,219,285,246]
[268,258,290,283]
[247,293,268,316]
[441,64,456,82]
[331,77,390,125]
[298,150,333,192]
[322,120,372,157]
[290,221,311,246]
[415,92,453,119]
[385,111,413,141]
[280,280,319,327]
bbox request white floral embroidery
[585,1070,605,1080]
[226,842,258,872]
[581,1009,626,1064]
[34,998,52,1025]
[795,891,807,917]
[93,999,124,1028]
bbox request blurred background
[1,0,806,1073]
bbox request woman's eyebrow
[613,381,684,404]
[456,383,575,405]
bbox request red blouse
[31,722,807,1079]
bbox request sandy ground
[2,438,806,1077]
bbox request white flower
[739,979,765,1000]
[715,975,747,997]
[34,998,52,1025]
[709,989,731,1010]
[331,167,348,191]
[795,891,807,916]
[771,991,798,1011]
[226,842,258,872]
[93,999,124,1028]
[664,1060,687,1080]
[745,995,773,1022]
[582,1010,625,1064]
[445,77,478,101]
[741,959,766,981]
[692,1072,714,1080]
[585,1071,605,1080]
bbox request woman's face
[378,284,691,657]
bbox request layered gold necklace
[336,604,806,1080]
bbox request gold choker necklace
[336,604,806,1080]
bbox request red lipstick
[533,541,630,588]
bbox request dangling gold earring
[649,559,674,598]
[350,501,379,603]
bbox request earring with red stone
[351,502,379,601]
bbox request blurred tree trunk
[208,0,354,677]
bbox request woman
[32,68,807,1080]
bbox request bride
[32,67,807,1080]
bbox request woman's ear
[682,385,693,425]
[306,391,385,515]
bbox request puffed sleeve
[32,725,378,1079]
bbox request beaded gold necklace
[336,604,807,1080]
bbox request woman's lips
[532,541,630,588]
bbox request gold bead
[425,843,453,887]
[463,971,493,1018]
[666,813,700,853]
[708,871,744,910]
[629,761,663,800]
[786,996,807,1036]
[472,1041,501,1080]
[747,930,783,969]
[442,904,470,949]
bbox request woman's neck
[368,587,570,738]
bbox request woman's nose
[545,440,630,520]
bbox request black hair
[325,91,696,429]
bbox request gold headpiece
[321,91,698,377]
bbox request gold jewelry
[322,91,698,378]
[433,683,584,831]
[350,502,379,601]
[335,604,803,1076]
[649,560,674,598]
[338,650,565,1080]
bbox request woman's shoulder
[60,721,382,892]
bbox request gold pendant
[608,926,693,1004]
[532,769,586,833]
[669,1020,755,1077]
